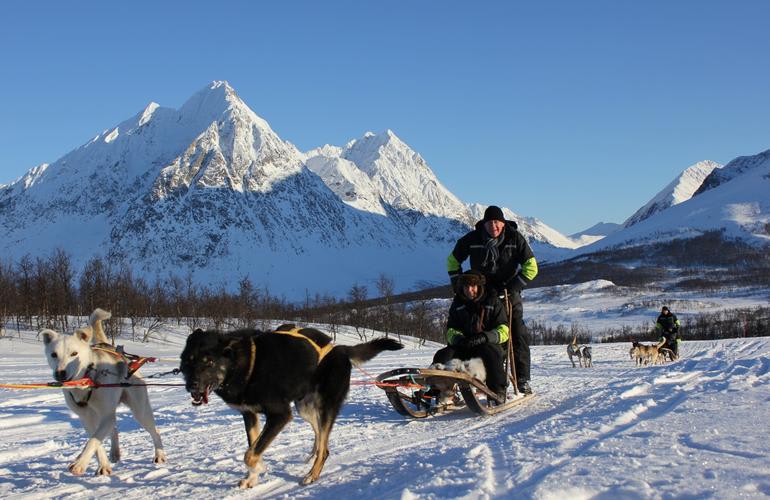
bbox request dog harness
[91,344,156,378]
[272,327,335,363]
[67,363,97,407]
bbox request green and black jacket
[445,289,510,346]
[447,220,538,301]
[656,312,681,343]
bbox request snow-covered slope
[623,160,721,228]
[568,221,622,246]
[574,151,769,254]
[1,313,769,498]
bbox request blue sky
[2,1,769,235]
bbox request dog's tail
[342,338,403,366]
[89,308,112,345]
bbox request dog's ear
[193,328,204,334]
[75,326,94,343]
[41,329,59,345]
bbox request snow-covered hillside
[568,222,621,247]
[623,160,721,228]
[2,320,769,499]
[574,150,770,254]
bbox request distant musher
[656,306,681,359]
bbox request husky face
[179,329,232,405]
[42,328,94,382]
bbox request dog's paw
[110,448,121,463]
[153,449,167,464]
[68,462,87,476]
[238,477,258,489]
[95,465,113,476]
[301,471,319,485]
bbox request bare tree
[348,283,369,340]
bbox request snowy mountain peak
[694,149,770,196]
[139,102,160,126]
[307,129,469,220]
[623,160,722,228]
[176,81,272,133]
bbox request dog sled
[376,367,534,418]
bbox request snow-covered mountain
[1,82,583,298]
[623,160,722,228]
[5,81,763,297]
[306,131,472,223]
[0,82,483,298]
[304,135,582,263]
[573,150,769,255]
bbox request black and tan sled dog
[179,325,403,488]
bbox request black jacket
[446,288,509,346]
[656,312,680,332]
[448,220,536,300]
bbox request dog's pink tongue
[202,388,209,404]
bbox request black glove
[482,329,499,344]
[465,334,488,348]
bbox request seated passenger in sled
[431,270,510,401]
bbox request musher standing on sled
[656,306,681,359]
[432,270,510,401]
[447,205,538,394]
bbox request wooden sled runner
[376,367,534,418]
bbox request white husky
[41,308,166,475]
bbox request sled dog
[41,308,166,475]
[567,336,583,367]
[630,339,666,366]
[581,345,593,367]
[428,358,487,405]
[179,325,402,488]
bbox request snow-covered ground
[1,315,769,499]
[523,279,770,336]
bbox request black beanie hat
[482,205,505,223]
